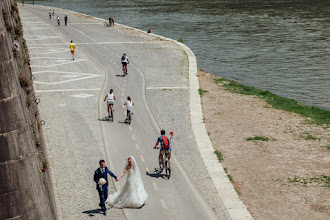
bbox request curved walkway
[20,4,251,220]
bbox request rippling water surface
[34,0,330,109]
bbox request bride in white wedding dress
[106,156,148,208]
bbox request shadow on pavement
[146,170,164,179]
[82,208,103,216]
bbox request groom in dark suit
[94,160,117,215]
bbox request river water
[33,0,329,110]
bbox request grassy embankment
[210,77,330,126]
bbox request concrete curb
[29,4,253,219]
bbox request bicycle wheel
[110,108,113,122]
[165,161,168,176]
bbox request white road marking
[140,155,145,162]
[29,49,69,55]
[25,35,62,41]
[129,126,132,131]
[152,182,158,191]
[26,41,148,46]
[36,88,100,93]
[31,59,88,67]
[160,199,168,209]
[121,93,124,96]
[122,88,125,92]
[33,71,101,85]
[71,94,94,98]
[123,83,126,87]
[146,87,188,90]
[136,144,140,150]
[59,104,67,107]
[30,57,75,60]
[132,134,136,140]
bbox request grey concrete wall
[0,0,57,219]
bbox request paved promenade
[20,4,231,220]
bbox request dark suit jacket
[94,166,117,189]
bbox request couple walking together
[94,157,148,215]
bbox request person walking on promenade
[57,15,60,26]
[69,40,75,60]
[49,10,52,19]
[64,15,68,26]
[52,10,55,19]
[111,17,115,26]
[94,160,117,216]
[147,28,152,34]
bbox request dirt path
[198,71,330,219]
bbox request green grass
[246,136,270,141]
[214,150,224,162]
[299,132,320,140]
[227,174,233,182]
[319,144,330,150]
[177,37,184,43]
[213,77,330,125]
[198,88,208,96]
[288,175,329,187]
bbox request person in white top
[104,89,116,115]
[124,96,134,120]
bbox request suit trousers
[97,185,108,211]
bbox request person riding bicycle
[104,89,116,116]
[153,130,173,170]
[124,96,134,121]
[121,53,129,75]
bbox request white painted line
[121,93,124,96]
[152,182,158,191]
[129,126,132,131]
[30,59,88,67]
[29,49,69,55]
[122,88,125,92]
[136,144,140,150]
[140,155,145,162]
[132,134,136,140]
[146,87,188,90]
[36,88,100,93]
[26,41,148,46]
[123,83,126,87]
[71,25,97,42]
[160,199,168,209]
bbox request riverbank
[198,70,330,219]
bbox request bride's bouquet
[99,178,107,185]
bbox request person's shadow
[82,208,103,217]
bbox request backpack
[161,135,170,149]
[121,56,126,61]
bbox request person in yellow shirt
[70,40,75,60]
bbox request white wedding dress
[106,156,148,208]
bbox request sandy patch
[198,71,330,220]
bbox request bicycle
[156,147,171,179]
[125,110,132,125]
[107,105,114,122]
[122,65,127,77]
[104,21,111,27]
